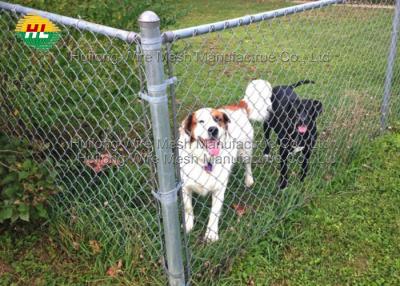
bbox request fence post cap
[138,11,160,23]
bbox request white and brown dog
[178,83,271,242]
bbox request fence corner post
[138,11,185,286]
[381,0,400,131]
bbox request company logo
[15,14,61,50]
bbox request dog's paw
[292,146,304,153]
[204,229,219,242]
[279,179,288,190]
[263,153,273,162]
[184,215,194,233]
[245,175,254,188]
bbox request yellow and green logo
[15,14,61,50]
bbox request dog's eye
[199,120,204,124]
[213,116,220,122]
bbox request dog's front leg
[204,188,225,242]
[279,144,290,189]
[244,159,254,187]
[263,121,272,159]
[182,187,194,233]
[300,148,312,182]
[242,145,254,188]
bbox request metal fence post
[381,0,400,130]
[138,11,185,286]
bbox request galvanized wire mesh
[1,0,400,285]
[0,8,169,285]
[167,0,400,284]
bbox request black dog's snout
[208,126,218,138]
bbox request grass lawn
[225,127,400,285]
[167,1,399,284]
[0,226,98,286]
[1,128,399,285]
[1,0,400,285]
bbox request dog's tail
[243,79,273,122]
[289,79,315,89]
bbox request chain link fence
[166,0,400,284]
[0,4,170,285]
[1,0,400,285]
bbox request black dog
[263,80,323,189]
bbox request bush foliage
[13,0,181,30]
[0,133,59,224]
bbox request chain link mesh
[0,8,169,285]
[168,0,400,284]
[1,0,399,285]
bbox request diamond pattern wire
[0,9,168,285]
[1,1,400,285]
[167,1,399,284]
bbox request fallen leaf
[247,277,255,286]
[232,204,246,217]
[84,152,121,173]
[89,240,101,254]
[248,66,257,73]
[106,259,123,277]
[72,241,80,250]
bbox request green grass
[1,128,399,285]
[167,1,400,284]
[0,225,97,286]
[224,127,400,285]
[1,0,400,285]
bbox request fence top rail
[0,1,140,44]
[162,0,345,43]
[1,0,346,45]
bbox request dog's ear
[222,112,231,125]
[183,112,195,142]
[312,100,323,118]
[211,109,230,129]
[218,111,231,130]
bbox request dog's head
[182,108,230,156]
[294,99,323,134]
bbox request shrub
[13,0,182,30]
[0,133,59,224]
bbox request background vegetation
[0,0,399,285]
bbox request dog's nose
[208,127,218,138]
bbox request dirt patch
[320,89,380,142]
[0,259,13,276]
[350,255,370,274]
